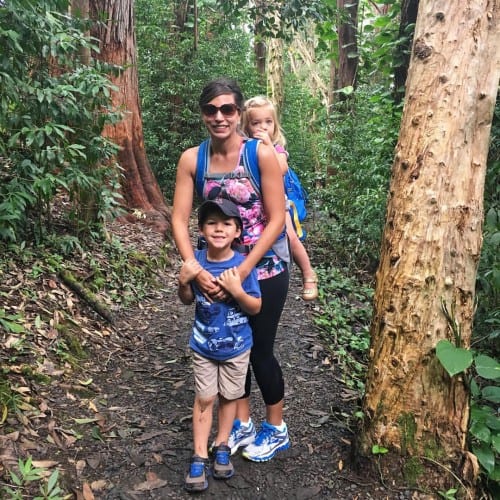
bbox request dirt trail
[59,256,412,500]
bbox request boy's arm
[178,258,203,305]
[217,268,262,316]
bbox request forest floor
[1,219,422,499]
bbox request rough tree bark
[89,0,169,233]
[360,0,499,490]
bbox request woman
[172,78,290,464]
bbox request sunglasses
[201,103,240,117]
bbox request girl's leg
[286,212,317,300]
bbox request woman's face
[201,94,241,140]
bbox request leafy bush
[0,1,122,244]
[312,85,400,272]
[136,0,264,199]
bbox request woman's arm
[171,148,221,297]
[237,143,286,280]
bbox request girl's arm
[171,149,222,297]
[237,143,286,281]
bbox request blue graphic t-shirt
[190,249,261,361]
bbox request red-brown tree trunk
[89,0,169,233]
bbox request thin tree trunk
[393,0,419,102]
[337,0,359,91]
[360,0,499,489]
[267,37,284,110]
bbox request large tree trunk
[360,0,498,489]
[89,0,169,233]
[337,0,359,91]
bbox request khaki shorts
[192,349,250,400]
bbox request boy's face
[200,212,241,250]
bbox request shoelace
[254,422,277,445]
[215,448,230,465]
[190,461,206,477]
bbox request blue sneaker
[227,419,256,455]
[212,443,234,479]
[241,421,290,462]
[184,455,209,492]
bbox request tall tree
[89,0,169,232]
[359,0,499,490]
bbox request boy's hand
[179,258,203,286]
[217,267,243,297]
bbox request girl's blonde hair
[241,96,287,147]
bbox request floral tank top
[201,142,286,281]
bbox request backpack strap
[241,138,260,190]
[195,139,210,198]
[195,138,261,198]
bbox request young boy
[178,198,262,493]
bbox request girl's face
[201,94,241,140]
[246,107,276,142]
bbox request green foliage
[0,0,123,245]
[312,266,373,391]
[136,0,264,199]
[1,458,69,500]
[314,85,400,272]
[436,339,500,483]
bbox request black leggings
[245,268,289,405]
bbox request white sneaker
[241,421,290,462]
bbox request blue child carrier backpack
[284,167,308,241]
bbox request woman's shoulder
[177,145,200,174]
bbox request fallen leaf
[32,460,58,468]
[90,479,107,491]
[134,471,168,491]
[82,482,95,500]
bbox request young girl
[241,96,318,300]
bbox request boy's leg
[216,350,251,445]
[191,352,218,458]
[192,393,216,458]
[211,351,250,479]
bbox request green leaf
[469,420,491,443]
[481,385,500,403]
[472,443,495,473]
[475,354,500,380]
[435,340,473,376]
[489,465,500,481]
[492,433,500,454]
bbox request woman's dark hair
[199,78,244,110]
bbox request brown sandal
[301,271,318,301]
